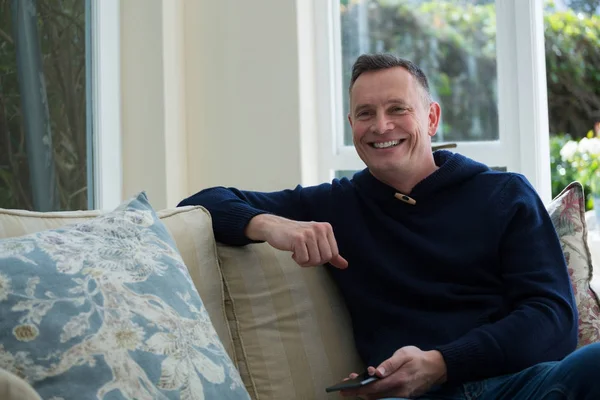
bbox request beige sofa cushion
[0,369,41,400]
[218,242,363,400]
[0,205,235,362]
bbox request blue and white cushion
[0,192,250,400]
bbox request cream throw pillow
[218,242,363,400]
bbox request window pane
[0,0,91,211]
[340,0,499,146]
[545,0,600,209]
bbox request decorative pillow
[0,205,236,363]
[0,192,250,400]
[218,242,363,400]
[547,182,600,346]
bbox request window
[545,0,600,209]
[315,0,552,202]
[0,0,120,212]
[340,0,499,146]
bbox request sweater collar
[351,151,488,204]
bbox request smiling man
[349,59,440,197]
[179,53,600,399]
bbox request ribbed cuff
[435,338,486,385]
[215,204,269,246]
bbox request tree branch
[0,27,13,44]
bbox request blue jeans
[386,343,600,400]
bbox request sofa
[0,181,598,400]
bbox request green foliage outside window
[342,0,600,206]
[0,0,86,211]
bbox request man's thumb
[376,362,390,378]
[330,254,349,269]
[377,354,402,378]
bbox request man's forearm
[245,214,293,241]
[245,214,276,241]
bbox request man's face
[348,67,440,178]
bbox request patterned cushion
[217,242,363,400]
[0,193,250,400]
[547,182,600,346]
[0,205,235,362]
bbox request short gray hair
[349,53,432,104]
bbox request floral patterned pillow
[0,192,250,400]
[547,182,600,346]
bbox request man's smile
[369,139,407,149]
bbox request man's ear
[348,113,354,128]
[428,102,441,137]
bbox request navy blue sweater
[179,151,577,385]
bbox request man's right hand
[245,214,349,269]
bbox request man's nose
[372,114,393,135]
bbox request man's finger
[305,236,321,266]
[326,228,340,256]
[338,373,361,398]
[317,237,333,264]
[341,372,358,383]
[376,350,410,378]
[326,229,348,269]
[292,242,310,266]
[330,254,349,269]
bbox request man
[179,53,600,399]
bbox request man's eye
[391,107,406,113]
[357,111,371,118]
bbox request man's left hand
[340,346,447,399]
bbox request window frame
[313,0,551,203]
[91,0,122,210]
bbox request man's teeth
[372,140,401,149]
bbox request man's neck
[371,160,438,195]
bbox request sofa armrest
[0,369,41,400]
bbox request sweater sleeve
[435,175,578,385]
[178,184,332,246]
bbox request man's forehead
[351,68,415,98]
[353,97,409,109]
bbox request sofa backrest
[0,206,364,399]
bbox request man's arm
[178,184,325,245]
[178,184,348,269]
[435,175,578,385]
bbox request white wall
[119,0,313,208]
[120,0,188,210]
[121,0,167,208]
[162,0,189,207]
[184,0,305,194]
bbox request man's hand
[340,346,447,399]
[245,214,348,269]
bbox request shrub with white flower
[560,135,600,195]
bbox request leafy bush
[550,134,596,209]
[545,8,600,136]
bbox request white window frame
[313,0,551,203]
[91,0,122,210]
